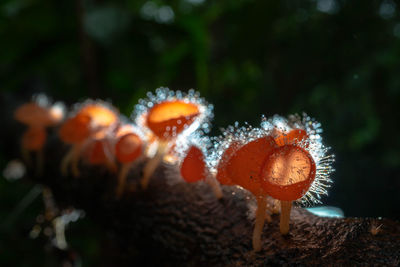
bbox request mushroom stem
[103,140,118,173]
[141,141,168,189]
[280,200,292,235]
[252,195,268,252]
[205,172,223,199]
[61,144,82,177]
[116,162,133,199]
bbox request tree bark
[2,98,400,266]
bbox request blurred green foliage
[1,0,400,265]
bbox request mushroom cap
[59,114,92,144]
[115,133,143,163]
[145,100,200,140]
[180,145,206,183]
[274,128,308,147]
[76,104,119,139]
[14,103,59,127]
[22,126,47,151]
[260,145,316,201]
[225,136,277,196]
[78,104,118,128]
[216,141,241,186]
[115,124,137,138]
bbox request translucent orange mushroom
[116,133,143,163]
[180,146,222,199]
[78,104,119,138]
[216,141,241,186]
[59,114,92,177]
[115,132,144,198]
[14,101,64,175]
[223,136,277,252]
[15,103,61,128]
[274,128,308,147]
[146,101,200,139]
[59,103,119,177]
[260,145,316,235]
[59,114,92,144]
[22,127,47,151]
[180,146,205,183]
[141,100,201,189]
[226,137,276,196]
[83,139,117,172]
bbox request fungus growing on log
[114,125,145,198]
[261,145,316,234]
[83,138,117,172]
[178,142,223,199]
[261,114,335,205]
[260,114,335,233]
[7,92,341,262]
[211,124,278,251]
[59,102,119,177]
[14,95,64,175]
[133,88,213,189]
[225,136,277,251]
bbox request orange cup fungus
[14,97,64,175]
[261,145,316,201]
[115,133,143,163]
[134,88,213,189]
[78,104,119,138]
[219,136,277,252]
[59,113,92,144]
[225,137,276,196]
[141,100,200,188]
[215,141,241,186]
[146,101,200,140]
[259,114,334,235]
[14,102,62,128]
[261,145,316,234]
[212,114,334,250]
[13,92,335,255]
[274,128,308,147]
[83,138,117,172]
[180,146,206,183]
[59,102,119,177]
[114,129,144,198]
[180,145,222,199]
[22,127,47,152]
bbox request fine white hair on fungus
[209,114,334,206]
[70,99,120,137]
[207,121,274,176]
[262,113,335,206]
[131,87,214,139]
[32,93,62,109]
[113,116,148,147]
[66,99,120,125]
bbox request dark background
[1,0,399,265]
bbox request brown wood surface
[2,96,399,266]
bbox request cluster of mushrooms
[14,88,334,252]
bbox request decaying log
[1,96,399,266]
